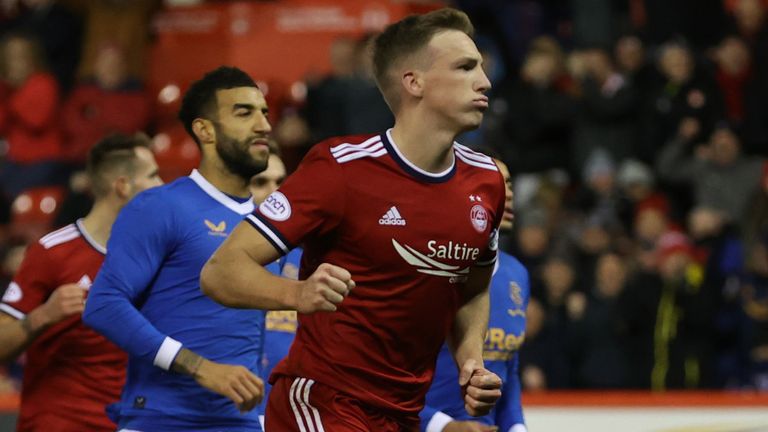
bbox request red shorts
[265,376,419,432]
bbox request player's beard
[214,125,268,182]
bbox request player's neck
[197,158,250,198]
[390,118,456,173]
[80,200,118,249]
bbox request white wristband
[426,411,454,432]
[153,336,182,370]
[509,424,527,432]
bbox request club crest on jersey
[205,220,227,237]
[260,191,292,222]
[510,282,523,306]
[2,282,22,303]
[470,204,488,233]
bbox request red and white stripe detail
[454,143,498,171]
[289,377,325,432]
[39,224,79,249]
[330,136,386,164]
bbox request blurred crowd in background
[1,0,768,396]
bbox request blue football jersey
[84,170,272,431]
[420,251,529,432]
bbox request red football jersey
[0,221,126,431]
[248,131,505,416]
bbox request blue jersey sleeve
[496,352,525,431]
[83,191,182,369]
[496,260,530,432]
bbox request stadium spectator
[1,0,82,92]
[641,41,723,164]
[621,230,717,389]
[614,34,655,96]
[569,47,640,173]
[518,294,572,390]
[0,132,162,431]
[300,36,358,144]
[0,32,66,198]
[494,37,573,175]
[568,252,631,388]
[69,0,161,82]
[656,122,764,223]
[61,43,151,164]
[341,34,395,136]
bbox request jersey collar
[381,129,456,183]
[75,219,107,255]
[189,169,255,215]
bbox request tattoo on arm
[171,348,205,377]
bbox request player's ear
[402,70,424,98]
[192,118,215,145]
[114,175,132,200]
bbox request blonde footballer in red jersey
[0,134,162,431]
[202,8,504,431]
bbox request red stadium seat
[10,186,67,242]
[152,125,200,183]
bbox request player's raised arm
[201,221,354,313]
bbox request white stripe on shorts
[289,377,325,432]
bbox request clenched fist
[459,359,502,417]
[297,263,355,313]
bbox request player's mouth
[472,96,489,110]
[249,138,270,150]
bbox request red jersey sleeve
[246,143,345,255]
[475,170,506,267]
[0,242,56,319]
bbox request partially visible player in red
[0,133,162,432]
[202,8,504,431]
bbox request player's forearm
[171,348,205,376]
[201,249,300,310]
[83,280,175,365]
[449,288,490,367]
[0,308,53,362]
[448,266,493,367]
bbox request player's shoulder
[499,251,529,287]
[124,176,195,212]
[499,250,524,270]
[313,133,385,165]
[37,223,81,251]
[452,142,499,173]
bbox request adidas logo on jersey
[379,206,406,226]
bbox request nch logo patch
[260,191,292,222]
[2,282,22,303]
